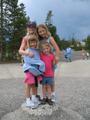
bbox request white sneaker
[26,99,37,109]
[32,97,40,106]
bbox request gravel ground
[0,59,90,120]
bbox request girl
[23,35,45,108]
[37,24,60,102]
[19,22,41,101]
[19,21,37,57]
[40,42,56,105]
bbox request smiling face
[38,26,47,38]
[29,40,37,48]
[27,28,36,35]
[41,42,51,55]
[28,35,38,48]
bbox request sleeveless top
[40,36,55,52]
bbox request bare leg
[47,85,52,99]
[25,84,31,98]
[42,85,47,98]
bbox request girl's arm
[50,36,60,62]
[19,36,34,57]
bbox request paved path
[0,60,90,120]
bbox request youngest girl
[40,42,56,105]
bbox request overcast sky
[18,0,90,40]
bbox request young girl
[23,35,45,108]
[19,21,37,57]
[19,22,41,100]
[40,42,56,105]
[37,24,60,102]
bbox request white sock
[32,95,36,100]
[52,92,55,96]
[26,98,30,102]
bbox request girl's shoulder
[47,36,52,43]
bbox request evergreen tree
[85,35,90,52]
[0,0,29,61]
[45,10,61,49]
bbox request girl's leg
[41,85,47,104]
[47,85,52,99]
[25,84,36,108]
[25,84,31,98]
[47,85,54,105]
[42,85,47,98]
[31,84,40,106]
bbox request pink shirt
[40,53,55,77]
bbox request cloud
[18,0,90,40]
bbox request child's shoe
[36,95,41,101]
[26,99,37,109]
[41,98,47,105]
[47,99,54,106]
[32,95,40,106]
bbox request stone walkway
[0,60,90,120]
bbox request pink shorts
[24,71,43,85]
[24,72,35,85]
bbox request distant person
[65,47,72,62]
[82,49,86,60]
[86,51,89,60]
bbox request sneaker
[41,98,47,105]
[26,100,37,109]
[47,99,54,106]
[32,97,40,106]
[51,94,56,102]
[36,95,41,101]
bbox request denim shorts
[42,77,54,85]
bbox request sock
[32,95,36,100]
[52,92,55,96]
[26,98,30,102]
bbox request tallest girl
[37,24,60,102]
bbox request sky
[18,0,90,40]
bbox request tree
[45,10,61,49]
[45,10,53,26]
[85,35,90,52]
[0,0,29,61]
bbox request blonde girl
[23,35,45,108]
[37,24,60,102]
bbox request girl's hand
[26,51,34,57]
[55,56,60,63]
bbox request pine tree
[0,0,29,61]
[45,10,61,49]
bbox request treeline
[45,11,90,52]
[0,1,90,62]
[0,0,29,61]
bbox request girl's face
[42,45,51,55]
[38,27,47,38]
[30,40,37,48]
[27,28,36,35]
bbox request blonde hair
[40,41,52,52]
[28,35,39,48]
[37,24,51,39]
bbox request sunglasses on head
[27,22,36,28]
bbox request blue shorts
[42,77,54,85]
